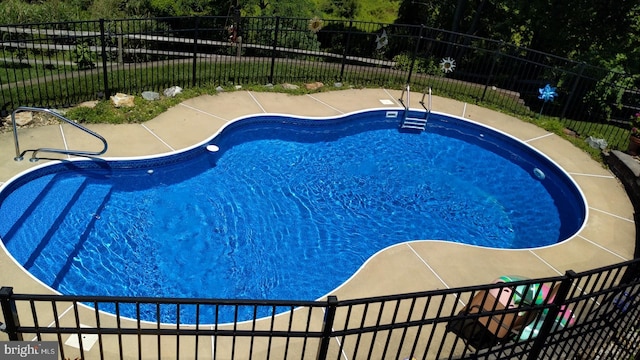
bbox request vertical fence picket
[527,271,576,360]
[99,19,110,99]
[0,287,22,341]
[269,17,280,84]
[192,17,199,88]
[316,296,338,360]
[406,24,424,85]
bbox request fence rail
[1,258,640,359]
[0,16,638,149]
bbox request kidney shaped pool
[0,109,586,323]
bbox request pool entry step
[401,113,429,131]
[399,85,432,132]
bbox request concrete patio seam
[568,172,614,179]
[407,243,451,290]
[306,94,345,114]
[59,124,71,160]
[577,234,629,261]
[589,206,634,222]
[140,124,175,151]
[179,103,228,121]
[525,133,554,142]
[382,88,402,106]
[247,91,267,113]
[528,251,563,275]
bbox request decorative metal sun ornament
[440,57,456,73]
[308,17,324,33]
[375,30,388,50]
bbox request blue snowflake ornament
[538,84,557,102]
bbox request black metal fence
[1,16,639,148]
[2,258,640,359]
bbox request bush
[392,53,441,75]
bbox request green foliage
[318,0,359,19]
[87,0,125,19]
[74,43,95,70]
[583,67,639,121]
[395,0,640,75]
[392,53,441,76]
[0,0,80,24]
[66,93,187,124]
[242,0,316,18]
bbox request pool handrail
[12,106,108,162]
[421,87,432,114]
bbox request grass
[0,62,70,84]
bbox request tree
[395,0,640,74]
[319,0,359,19]
[241,0,317,18]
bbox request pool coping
[0,88,635,348]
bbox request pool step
[401,116,428,131]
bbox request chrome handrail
[420,87,432,113]
[399,83,410,119]
[12,106,108,162]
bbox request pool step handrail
[399,86,431,132]
[12,106,108,162]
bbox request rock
[142,91,160,101]
[110,93,135,108]
[7,111,33,126]
[282,83,299,90]
[234,85,242,90]
[77,100,99,108]
[586,136,608,150]
[334,82,343,88]
[163,86,183,98]
[304,82,324,90]
[265,83,274,89]
[216,86,225,92]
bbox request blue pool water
[0,109,586,323]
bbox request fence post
[406,25,424,85]
[481,41,502,102]
[339,21,354,83]
[526,270,576,360]
[0,287,23,341]
[560,62,585,121]
[269,17,280,84]
[316,296,338,360]
[192,16,199,88]
[99,19,110,100]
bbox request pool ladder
[398,85,432,132]
[11,106,108,162]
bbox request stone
[163,86,183,98]
[334,82,343,88]
[110,93,135,108]
[8,111,33,126]
[234,85,242,90]
[216,86,225,92]
[77,101,99,108]
[282,83,299,90]
[304,82,324,90]
[142,91,160,101]
[265,83,274,89]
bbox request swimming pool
[0,109,586,323]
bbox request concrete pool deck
[0,88,635,354]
